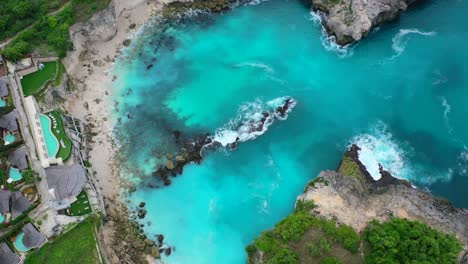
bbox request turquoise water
[13,232,30,252]
[0,99,6,108]
[9,167,23,182]
[113,0,468,263]
[39,114,59,158]
[4,132,15,145]
[0,214,4,223]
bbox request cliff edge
[311,0,418,45]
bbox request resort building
[0,110,18,133]
[0,243,21,264]
[8,146,28,170]
[11,192,32,219]
[19,223,47,250]
[0,190,11,223]
[0,76,9,101]
[46,163,86,210]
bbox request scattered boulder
[137,209,147,219]
[123,39,132,46]
[139,202,146,208]
[166,160,175,170]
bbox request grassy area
[69,191,92,216]
[45,111,72,161]
[337,156,365,182]
[25,215,102,264]
[51,60,65,86]
[21,61,57,96]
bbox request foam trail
[234,62,274,73]
[211,96,297,148]
[440,96,453,134]
[389,29,436,59]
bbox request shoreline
[62,0,162,263]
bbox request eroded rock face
[312,0,414,45]
[299,165,468,248]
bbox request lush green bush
[265,248,299,264]
[365,218,463,264]
[321,256,342,264]
[308,238,332,257]
[276,211,314,241]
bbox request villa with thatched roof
[0,77,8,98]
[8,146,28,170]
[11,192,32,219]
[0,190,12,215]
[22,223,46,249]
[0,111,18,133]
[46,163,86,209]
[0,243,21,264]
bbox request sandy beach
[62,1,162,262]
[63,0,161,199]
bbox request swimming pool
[9,168,23,182]
[0,99,6,108]
[4,132,15,145]
[0,214,5,223]
[39,114,59,158]
[13,232,30,252]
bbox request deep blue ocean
[112,0,468,263]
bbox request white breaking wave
[235,62,274,73]
[458,147,468,176]
[390,29,436,59]
[309,11,354,58]
[349,122,407,180]
[211,96,296,147]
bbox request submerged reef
[247,145,468,263]
[311,0,418,45]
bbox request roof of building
[0,243,21,264]
[46,163,86,202]
[8,146,28,170]
[0,77,8,97]
[0,190,11,214]
[11,191,31,219]
[22,223,46,249]
[0,111,18,132]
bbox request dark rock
[137,209,147,219]
[123,39,132,46]
[139,202,146,208]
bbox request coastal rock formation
[311,0,416,45]
[300,145,468,249]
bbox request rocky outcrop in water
[311,0,417,45]
[151,97,297,186]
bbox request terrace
[0,111,20,146]
[0,242,21,264]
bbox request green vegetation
[338,156,365,182]
[21,61,58,96]
[364,218,463,264]
[45,111,72,161]
[0,0,68,42]
[247,201,361,264]
[69,191,92,216]
[52,60,65,86]
[2,0,111,61]
[25,215,102,264]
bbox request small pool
[39,114,59,158]
[13,232,30,252]
[0,99,6,108]
[0,214,5,223]
[9,168,23,182]
[4,132,15,145]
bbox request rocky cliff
[248,145,468,263]
[300,145,468,247]
[311,0,417,45]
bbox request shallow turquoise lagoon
[114,0,468,263]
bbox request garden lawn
[25,216,102,264]
[69,191,92,216]
[45,111,72,161]
[21,61,57,96]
